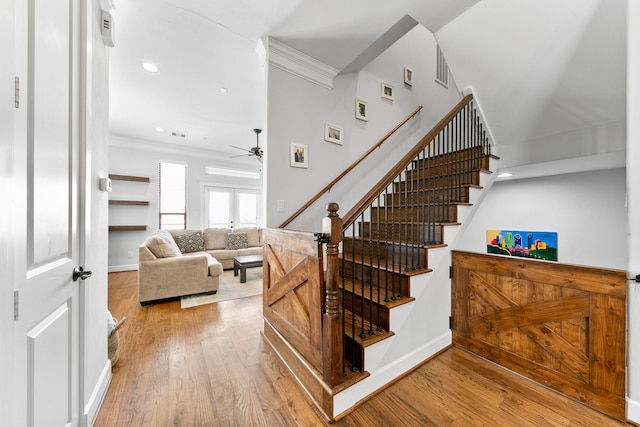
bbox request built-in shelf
[109,225,147,232]
[108,174,150,232]
[109,200,149,206]
[109,174,150,183]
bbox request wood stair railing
[264,94,497,421]
[278,106,423,229]
[333,93,495,376]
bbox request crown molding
[108,135,261,171]
[264,37,339,89]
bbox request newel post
[322,202,343,386]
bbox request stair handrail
[278,105,423,229]
[341,94,473,229]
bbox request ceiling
[108,0,626,173]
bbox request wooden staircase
[339,147,495,373]
[262,94,498,421]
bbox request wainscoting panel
[451,251,626,420]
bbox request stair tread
[381,202,472,207]
[340,253,432,275]
[396,183,484,192]
[342,236,447,250]
[340,276,415,308]
[360,220,462,226]
[343,310,395,348]
[332,363,370,393]
[343,236,430,248]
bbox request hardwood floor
[95,271,631,426]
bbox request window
[203,186,261,229]
[159,161,187,229]
[435,44,449,88]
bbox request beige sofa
[138,227,262,304]
[200,227,263,269]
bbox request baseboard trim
[333,330,451,418]
[83,359,112,427]
[108,264,138,273]
[628,397,640,424]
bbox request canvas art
[486,229,558,261]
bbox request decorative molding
[333,331,451,418]
[83,360,111,426]
[108,264,139,273]
[109,136,231,160]
[264,37,338,89]
[628,397,640,424]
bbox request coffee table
[233,254,263,283]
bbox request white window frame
[159,161,187,230]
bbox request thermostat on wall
[99,177,112,192]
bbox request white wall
[456,168,627,270]
[108,138,263,270]
[266,25,461,230]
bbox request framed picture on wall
[324,123,343,145]
[381,83,394,100]
[290,142,308,168]
[355,98,368,121]
[404,67,413,86]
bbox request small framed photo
[381,83,394,100]
[404,67,413,86]
[290,142,308,168]
[324,123,343,145]
[355,98,368,121]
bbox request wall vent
[435,44,449,88]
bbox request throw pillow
[234,227,260,247]
[144,231,181,258]
[225,232,248,250]
[173,231,205,253]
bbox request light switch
[277,200,284,212]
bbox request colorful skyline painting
[486,229,558,261]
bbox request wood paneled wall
[451,251,627,420]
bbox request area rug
[180,267,263,309]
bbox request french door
[204,186,261,229]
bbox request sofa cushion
[206,248,238,259]
[144,231,181,258]
[225,232,248,250]
[203,228,232,250]
[172,230,204,253]
[234,227,260,248]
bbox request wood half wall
[451,250,627,420]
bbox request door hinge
[14,76,19,108]
[449,316,453,329]
[449,266,453,279]
[14,290,19,321]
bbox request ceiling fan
[230,128,263,162]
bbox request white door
[204,186,261,229]
[13,0,85,425]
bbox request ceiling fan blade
[229,144,251,153]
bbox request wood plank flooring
[95,271,631,426]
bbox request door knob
[72,266,93,281]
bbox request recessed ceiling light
[154,127,165,132]
[142,62,159,73]
[220,87,228,94]
[497,172,513,178]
